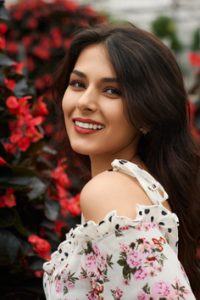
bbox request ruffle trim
[43,204,179,275]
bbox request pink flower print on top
[133,268,148,280]
[152,281,172,297]
[111,287,123,300]
[55,277,62,293]
[137,292,151,300]
[66,280,75,290]
[85,253,97,273]
[126,250,146,268]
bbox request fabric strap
[111,159,168,205]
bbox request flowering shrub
[6,0,106,109]
[0,0,107,298]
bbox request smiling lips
[72,118,105,134]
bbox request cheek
[62,90,74,116]
[113,115,137,142]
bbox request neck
[90,151,140,177]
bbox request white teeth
[75,121,104,130]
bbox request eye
[69,80,85,90]
[104,87,121,97]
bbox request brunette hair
[55,24,200,297]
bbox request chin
[71,144,104,156]
[70,143,90,155]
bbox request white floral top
[43,159,196,299]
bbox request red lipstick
[72,117,105,134]
[72,117,104,126]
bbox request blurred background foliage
[0,0,106,298]
[0,0,200,299]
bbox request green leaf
[191,28,200,51]
[84,241,94,254]
[44,199,59,221]
[0,53,15,67]
[122,266,130,279]
[129,242,136,249]
[117,258,125,266]
[0,165,46,198]
[0,208,16,227]
[0,230,22,265]
[41,219,55,230]
[0,208,29,236]
[63,286,68,295]
[151,16,175,38]
[27,177,46,200]
[143,283,150,294]
[28,257,45,271]
[13,78,30,98]
[13,209,30,236]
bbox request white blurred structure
[5,0,200,46]
[5,0,200,45]
[76,0,200,46]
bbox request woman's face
[62,43,139,159]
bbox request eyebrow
[71,69,119,83]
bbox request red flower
[51,160,71,189]
[6,41,18,54]
[23,36,33,48]
[82,6,96,16]
[43,74,53,87]
[13,10,23,21]
[44,123,53,135]
[13,62,24,75]
[6,96,19,113]
[0,22,8,34]
[18,136,31,152]
[10,129,22,144]
[35,77,45,90]
[34,270,44,278]
[4,79,16,91]
[25,57,35,71]
[5,94,45,152]
[54,220,66,237]
[67,199,81,217]
[0,157,7,166]
[0,36,6,50]
[33,46,50,60]
[3,142,17,154]
[26,17,38,29]
[57,185,68,199]
[0,188,16,208]
[188,52,200,67]
[59,198,69,217]
[28,234,51,260]
[51,28,62,48]
[64,37,73,49]
[64,1,79,12]
[35,101,48,116]
[68,194,81,216]
[59,194,81,217]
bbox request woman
[43,24,200,299]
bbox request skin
[62,43,171,223]
[62,44,141,177]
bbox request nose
[76,86,97,112]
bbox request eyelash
[69,80,84,89]
[68,80,121,96]
[104,87,121,96]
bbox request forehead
[73,44,116,77]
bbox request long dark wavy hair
[54,24,200,298]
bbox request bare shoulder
[80,169,152,223]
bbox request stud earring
[140,127,148,135]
